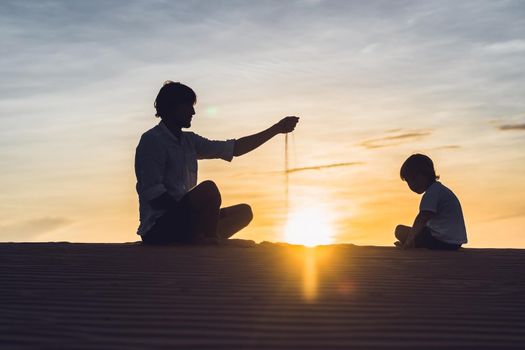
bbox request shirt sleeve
[134,134,168,201]
[419,187,439,214]
[191,133,235,161]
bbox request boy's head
[154,81,197,128]
[400,154,439,194]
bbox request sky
[1,0,524,247]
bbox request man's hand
[273,116,299,134]
[233,116,300,157]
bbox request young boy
[395,154,467,250]
[135,81,299,245]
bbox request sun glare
[284,206,335,247]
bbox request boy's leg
[182,180,222,243]
[413,227,461,249]
[395,225,411,243]
[217,204,253,240]
[399,227,436,249]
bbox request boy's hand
[273,116,299,134]
[403,236,415,249]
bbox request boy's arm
[233,116,299,157]
[403,210,435,249]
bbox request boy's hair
[400,154,440,181]
[154,81,197,118]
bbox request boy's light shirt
[134,121,235,235]
[420,181,468,245]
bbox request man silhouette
[135,81,299,244]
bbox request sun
[284,206,335,247]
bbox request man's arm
[403,210,435,249]
[233,116,299,157]
[135,135,174,210]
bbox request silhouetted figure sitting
[394,154,467,250]
[135,81,299,244]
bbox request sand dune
[1,243,524,349]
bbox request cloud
[498,123,525,131]
[0,217,72,241]
[482,40,525,54]
[359,130,433,149]
[434,145,461,150]
[262,162,363,175]
[286,162,363,174]
[481,210,525,222]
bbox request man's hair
[400,154,440,181]
[154,81,197,118]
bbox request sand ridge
[1,243,524,349]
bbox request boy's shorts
[416,227,461,250]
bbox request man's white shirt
[134,121,235,235]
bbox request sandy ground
[1,242,524,349]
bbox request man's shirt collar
[158,120,182,143]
